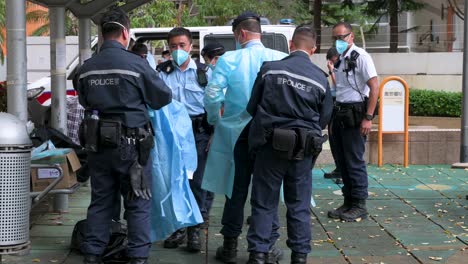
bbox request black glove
[128,160,152,200]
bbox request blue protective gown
[202,41,287,198]
[149,101,203,241]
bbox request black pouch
[100,120,121,148]
[335,107,356,128]
[137,128,154,166]
[306,134,328,157]
[82,117,99,152]
[293,129,308,161]
[271,128,296,160]
[202,113,214,135]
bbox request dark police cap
[201,42,225,57]
[232,11,260,31]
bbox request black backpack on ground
[71,219,129,263]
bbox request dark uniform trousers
[220,133,280,241]
[190,129,213,218]
[330,113,368,199]
[247,143,314,254]
[81,140,152,257]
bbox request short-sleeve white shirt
[334,44,377,103]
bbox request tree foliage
[129,0,311,28]
[361,0,425,52]
[26,8,79,36]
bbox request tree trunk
[313,0,322,53]
[389,0,399,53]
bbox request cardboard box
[31,149,81,192]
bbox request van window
[203,33,288,53]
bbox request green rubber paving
[0,165,466,264]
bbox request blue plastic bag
[31,140,71,160]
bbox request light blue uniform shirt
[159,59,212,116]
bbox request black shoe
[265,246,283,264]
[163,228,187,248]
[324,169,341,179]
[247,252,266,264]
[291,252,307,264]
[327,197,352,219]
[215,236,238,263]
[187,226,202,252]
[340,199,368,222]
[83,254,102,264]
[129,258,148,264]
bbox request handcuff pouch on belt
[271,128,297,160]
[100,120,121,148]
[334,102,364,128]
[271,128,328,161]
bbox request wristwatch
[364,113,374,121]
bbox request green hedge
[409,89,462,117]
[0,82,6,112]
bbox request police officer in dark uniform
[246,25,332,264]
[76,8,172,264]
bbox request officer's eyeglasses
[332,32,351,41]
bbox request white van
[132,25,295,62]
[28,25,295,107]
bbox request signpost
[378,76,410,167]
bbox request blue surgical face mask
[172,49,189,66]
[335,40,349,55]
[234,34,242,50]
[235,40,242,50]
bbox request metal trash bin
[0,113,32,255]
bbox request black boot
[129,258,148,264]
[265,246,283,264]
[187,226,202,252]
[83,254,102,264]
[216,236,238,263]
[324,168,341,179]
[340,199,368,222]
[291,252,307,264]
[246,252,266,264]
[163,228,187,248]
[327,197,352,219]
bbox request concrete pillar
[49,6,67,135]
[49,6,69,212]
[79,18,92,65]
[6,0,27,122]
